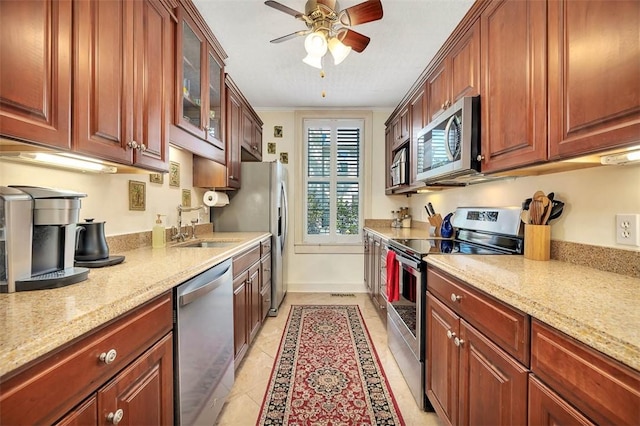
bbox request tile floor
[216,292,442,425]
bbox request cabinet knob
[127,141,139,150]
[264,268,270,272]
[229,175,235,180]
[99,349,117,364]
[107,409,124,425]
[476,154,485,162]
[441,103,446,110]
[446,330,456,339]
[139,143,147,152]
[454,337,464,347]
[450,293,461,302]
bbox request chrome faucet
[171,204,208,242]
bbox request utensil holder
[428,214,443,237]
[524,224,550,261]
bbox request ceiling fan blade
[340,29,370,53]
[264,0,305,18]
[340,0,383,26]
[270,30,311,43]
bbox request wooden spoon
[530,199,542,225]
[520,209,530,224]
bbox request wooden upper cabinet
[131,0,171,171]
[427,20,480,122]
[226,84,242,188]
[74,0,170,171]
[548,0,640,160]
[0,0,72,149]
[410,86,426,186]
[171,5,226,164]
[390,104,410,149]
[479,0,547,173]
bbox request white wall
[257,109,403,294]
[409,165,640,249]
[0,146,209,236]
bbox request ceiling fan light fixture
[328,36,351,65]
[304,31,328,57]
[302,53,323,69]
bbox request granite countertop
[425,255,640,371]
[0,231,270,378]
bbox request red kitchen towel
[386,250,399,302]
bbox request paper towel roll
[203,191,229,207]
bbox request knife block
[524,224,550,261]
[428,214,443,237]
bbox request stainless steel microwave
[416,96,480,185]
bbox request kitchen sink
[177,240,240,248]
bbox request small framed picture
[280,152,288,164]
[169,161,180,187]
[181,189,191,207]
[129,180,146,211]
[274,125,283,138]
[149,173,164,184]
[267,142,276,154]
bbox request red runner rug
[257,305,405,425]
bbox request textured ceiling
[192,0,474,109]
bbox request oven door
[387,250,424,361]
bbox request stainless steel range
[386,206,523,410]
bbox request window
[303,119,363,244]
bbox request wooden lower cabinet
[531,320,640,425]
[426,290,527,426]
[232,241,270,367]
[528,375,595,426]
[0,293,173,425]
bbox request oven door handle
[393,252,421,270]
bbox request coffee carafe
[75,219,109,261]
[0,186,89,293]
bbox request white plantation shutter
[304,119,363,243]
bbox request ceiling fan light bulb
[328,37,351,65]
[303,54,323,69]
[304,32,328,56]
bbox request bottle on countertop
[152,214,166,248]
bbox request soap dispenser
[152,214,166,248]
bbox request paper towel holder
[203,190,229,207]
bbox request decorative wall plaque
[128,180,146,211]
[274,125,283,138]
[149,173,163,184]
[267,142,276,154]
[181,189,191,207]
[280,152,288,164]
[169,161,180,187]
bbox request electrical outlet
[615,214,640,246]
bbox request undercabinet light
[0,152,118,173]
[600,149,640,166]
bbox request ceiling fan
[265,0,383,67]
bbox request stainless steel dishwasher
[174,259,234,425]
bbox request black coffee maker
[0,186,89,292]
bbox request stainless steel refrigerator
[212,161,288,316]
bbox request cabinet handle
[450,293,461,302]
[454,337,464,347]
[441,103,446,110]
[229,175,235,180]
[127,141,138,150]
[107,409,124,425]
[99,349,117,364]
[139,143,147,152]
[476,154,485,162]
[446,330,456,339]
[264,268,270,272]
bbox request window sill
[294,243,364,255]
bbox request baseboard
[286,282,368,294]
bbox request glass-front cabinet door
[179,19,205,139]
[206,48,222,148]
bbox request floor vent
[330,293,356,297]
